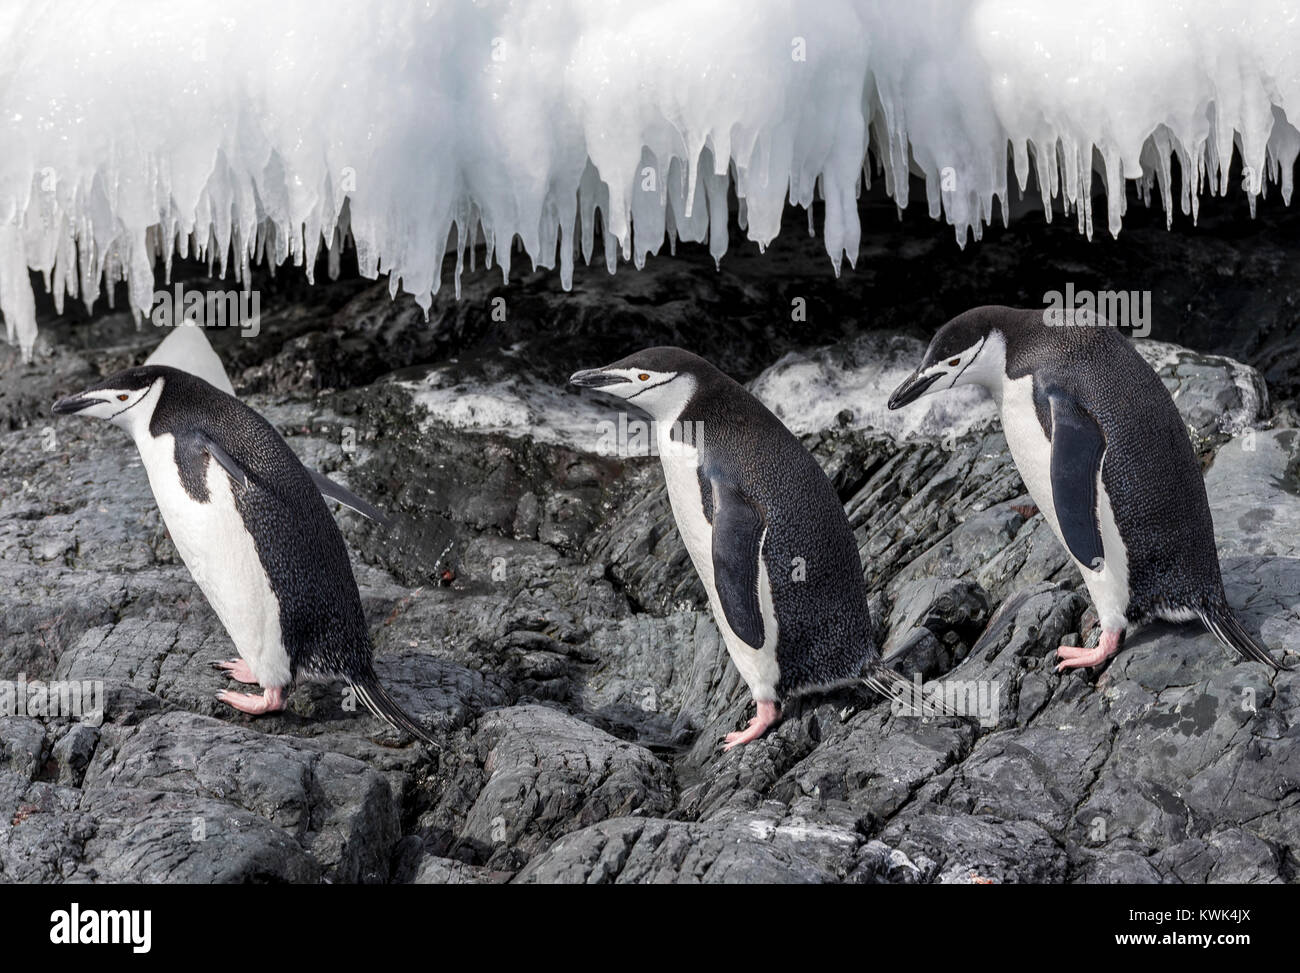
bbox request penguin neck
[642,374,699,436]
[969,329,1011,408]
[115,378,166,447]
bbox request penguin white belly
[999,376,1131,632]
[657,433,781,702]
[135,432,291,687]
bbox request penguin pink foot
[1055,630,1124,671]
[723,700,780,750]
[212,658,258,684]
[217,686,285,715]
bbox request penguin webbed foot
[722,700,780,751]
[217,686,286,715]
[1054,630,1124,672]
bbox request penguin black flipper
[1047,389,1107,572]
[187,431,387,524]
[308,468,392,526]
[709,477,766,649]
[171,429,251,499]
[202,436,251,491]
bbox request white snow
[750,334,1000,441]
[1,1,1298,356]
[405,365,616,451]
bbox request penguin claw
[721,700,780,751]
[1054,631,1124,672]
[212,658,258,684]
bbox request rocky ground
[0,178,1297,883]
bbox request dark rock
[4,207,1298,884]
[51,724,99,787]
[412,854,512,884]
[514,816,838,884]
[1152,829,1285,883]
[423,704,674,870]
[880,806,1068,884]
[0,717,45,782]
[85,711,401,882]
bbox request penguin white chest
[998,375,1131,631]
[134,432,290,687]
[656,430,780,702]
[999,376,1057,525]
[657,439,715,587]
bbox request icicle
[0,225,36,355]
[0,1,1296,356]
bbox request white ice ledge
[1,1,1298,357]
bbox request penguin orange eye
[117,394,129,401]
[948,358,960,366]
[638,373,650,381]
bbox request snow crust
[1,1,1297,356]
[407,366,615,450]
[750,334,1000,441]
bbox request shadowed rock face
[1,184,1297,884]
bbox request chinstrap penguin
[572,347,937,749]
[53,364,435,744]
[887,305,1285,673]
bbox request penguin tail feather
[1198,603,1289,671]
[861,662,968,720]
[351,670,440,747]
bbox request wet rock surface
[1,185,1298,883]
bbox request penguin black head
[53,365,172,430]
[887,306,1019,409]
[570,346,711,420]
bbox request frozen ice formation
[1,1,1297,358]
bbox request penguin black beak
[886,370,942,410]
[52,394,99,415]
[569,368,629,389]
